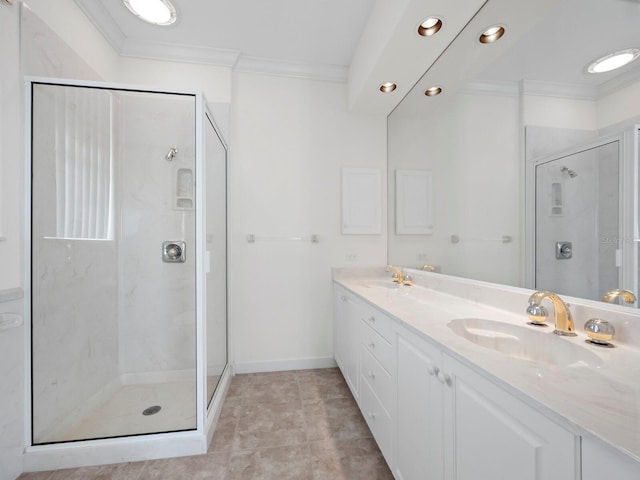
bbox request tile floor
[19,368,394,480]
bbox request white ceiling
[74,0,376,81]
[474,0,640,90]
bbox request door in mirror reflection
[535,140,621,301]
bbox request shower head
[561,166,578,178]
[165,146,178,161]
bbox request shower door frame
[23,77,216,471]
[524,130,636,300]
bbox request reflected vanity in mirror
[388,0,640,307]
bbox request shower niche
[26,79,229,469]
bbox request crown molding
[234,56,348,82]
[119,39,240,67]
[597,65,640,98]
[74,0,348,81]
[520,79,597,100]
[459,80,519,97]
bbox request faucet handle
[402,274,412,286]
[526,302,549,326]
[584,318,615,347]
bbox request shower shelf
[0,313,22,332]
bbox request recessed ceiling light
[479,25,505,44]
[418,17,443,37]
[424,86,442,97]
[587,48,640,73]
[124,0,177,26]
[379,82,397,93]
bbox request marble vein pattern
[18,369,394,480]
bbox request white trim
[205,364,232,448]
[520,79,597,101]
[73,0,347,82]
[234,357,337,374]
[235,56,348,83]
[120,39,240,67]
[195,93,206,438]
[24,431,207,472]
[459,80,519,97]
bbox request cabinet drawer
[360,345,393,412]
[361,303,392,342]
[361,320,393,373]
[360,375,392,466]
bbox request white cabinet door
[396,327,444,480]
[443,355,579,480]
[341,167,382,235]
[333,285,359,400]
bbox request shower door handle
[163,241,186,263]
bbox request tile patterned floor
[19,368,394,480]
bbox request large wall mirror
[388,0,640,308]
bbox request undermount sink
[448,318,603,368]
[360,280,403,290]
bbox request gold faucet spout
[526,291,576,336]
[385,265,403,283]
[421,264,436,272]
[601,289,636,305]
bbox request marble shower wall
[117,92,197,377]
[31,85,120,442]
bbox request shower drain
[142,405,162,416]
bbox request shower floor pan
[54,380,197,443]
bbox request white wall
[0,2,26,479]
[389,92,521,285]
[230,72,387,371]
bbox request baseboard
[234,356,337,374]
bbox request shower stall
[526,126,640,304]
[24,78,229,470]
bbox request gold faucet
[526,291,576,336]
[385,265,403,283]
[601,289,636,305]
[421,264,436,272]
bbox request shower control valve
[162,241,186,263]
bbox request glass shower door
[30,82,198,443]
[534,140,620,301]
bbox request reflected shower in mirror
[388,0,640,307]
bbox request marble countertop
[333,268,640,463]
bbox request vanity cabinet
[359,303,394,465]
[441,353,578,480]
[333,283,580,480]
[582,436,640,480]
[396,326,445,480]
[395,323,578,480]
[333,285,360,400]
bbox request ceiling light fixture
[587,48,640,73]
[379,82,397,93]
[479,25,505,44]
[418,17,443,37]
[424,86,442,97]
[124,0,177,26]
